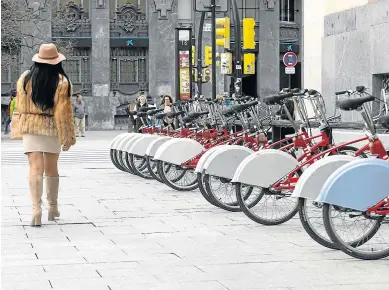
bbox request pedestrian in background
[16,43,76,226]
[3,90,17,134]
[134,93,149,132]
[161,94,174,130]
[73,93,86,137]
[127,99,136,133]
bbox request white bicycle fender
[153,138,205,165]
[316,159,389,211]
[292,155,357,199]
[194,145,231,173]
[116,134,138,151]
[204,146,254,179]
[145,136,173,157]
[231,149,299,187]
[128,135,160,156]
[123,134,144,152]
[110,133,129,149]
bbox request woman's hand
[62,144,71,151]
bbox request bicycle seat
[263,92,294,105]
[137,112,148,118]
[337,95,375,111]
[147,108,164,116]
[167,111,185,118]
[232,101,258,113]
[155,113,167,120]
[188,111,209,119]
[378,114,389,129]
[139,106,156,112]
[356,86,366,93]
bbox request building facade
[304,0,389,121]
[2,0,303,129]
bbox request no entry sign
[283,52,298,67]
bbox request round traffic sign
[283,52,298,67]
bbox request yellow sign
[243,18,256,49]
[244,53,255,75]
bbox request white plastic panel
[292,155,357,199]
[116,134,138,151]
[231,149,299,187]
[110,133,129,149]
[145,136,173,157]
[153,138,205,165]
[204,146,254,179]
[194,145,231,173]
[316,159,389,211]
[128,135,160,156]
[123,134,144,152]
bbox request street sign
[285,67,295,74]
[195,0,228,12]
[283,52,298,67]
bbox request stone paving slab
[2,132,389,290]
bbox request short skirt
[23,134,61,154]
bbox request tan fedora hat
[32,43,66,65]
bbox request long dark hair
[23,62,71,111]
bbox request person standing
[16,43,76,226]
[161,95,174,130]
[4,90,16,134]
[73,93,86,137]
[134,93,149,132]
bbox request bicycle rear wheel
[323,203,388,260]
[157,161,198,191]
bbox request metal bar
[175,28,180,102]
[231,0,242,98]
[211,0,216,100]
[197,12,206,96]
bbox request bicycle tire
[157,161,198,191]
[236,183,299,226]
[197,173,218,207]
[129,154,154,179]
[146,155,163,183]
[323,203,388,260]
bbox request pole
[288,74,291,90]
[197,12,206,96]
[175,28,180,102]
[211,0,217,100]
[231,0,242,98]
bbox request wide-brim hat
[32,43,66,65]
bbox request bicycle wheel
[110,149,125,171]
[299,145,366,249]
[298,198,337,249]
[235,183,299,226]
[197,173,218,207]
[146,155,163,183]
[157,161,198,191]
[204,174,261,212]
[323,204,388,260]
[129,154,153,179]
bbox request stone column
[256,0,280,99]
[20,0,52,72]
[89,0,112,129]
[148,0,178,101]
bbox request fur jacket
[16,71,76,146]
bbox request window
[280,0,295,22]
[234,0,259,20]
[110,48,147,84]
[62,48,91,92]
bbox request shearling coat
[16,71,76,146]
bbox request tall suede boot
[46,176,60,221]
[29,175,43,226]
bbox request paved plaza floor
[1,131,388,290]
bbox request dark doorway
[242,74,257,98]
[280,62,301,90]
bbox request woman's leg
[27,152,44,226]
[44,153,60,221]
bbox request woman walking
[16,43,76,226]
